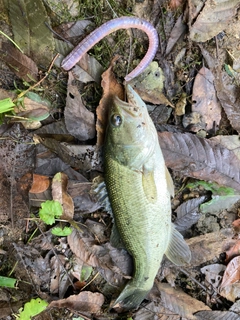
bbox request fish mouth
[113,85,146,117]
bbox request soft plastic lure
[61,16,159,82]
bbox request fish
[101,85,191,311]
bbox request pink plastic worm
[61,16,159,82]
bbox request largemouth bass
[103,85,191,311]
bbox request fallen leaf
[200,195,240,215]
[192,67,221,131]
[48,291,104,313]
[186,228,234,266]
[29,174,50,193]
[174,196,205,232]
[219,256,240,302]
[50,255,70,298]
[165,14,187,56]
[9,0,55,67]
[64,72,95,140]
[189,0,240,42]
[214,63,240,134]
[201,264,226,289]
[225,240,240,263]
[0,42,38,82]
[44,0,79,19]
[96,56,124,147]
[67,227,130,287]
[194,310,240,320]
[134,301,180,319]
[157,282,211,319]
[210,135,240,161]
[232,219,240,233]
[52,172,74,220]
[158,131,240,191]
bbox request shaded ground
[1,0,240,319]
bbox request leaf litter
[2,0,240,319]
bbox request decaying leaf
[214,64,240,134]
[189,0,240,42]
[195,310,240,320]
[96,56,124,147]
[157,282,211,319]
[0,42,38,82]
[29,174,50,193]
[133,301,180,319]
[67,226,131,287]
[9,0,55,67]
[165,14,187,56]
[52,172,74,220]
[224,240,240,264]
[128,62,173,106]
[219,256,240,302]
[192,67,221,131]
[201,264,226,290]
[200,195,240,215]
[186,228,234,266]
[232,219,240,233]
[174,196,204,232]
[50,255,70,298]
[158,131,240,191]
[44,0,79,19]
[210,136,240,161]
[64,72,95,141]
[48,291,104,313]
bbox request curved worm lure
[61,17,159,82]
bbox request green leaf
[39,200,63,225]
[200,195,240,214]
[186,180,236,196]
[0,98,15,113]
[51,226,72,236]
[80,265,92,282]
[16,298,48,320]
[0,276,17,288]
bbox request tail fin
[111,281,150,312]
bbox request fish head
[105,85,157,169]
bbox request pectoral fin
[165,224,191,265]
[165,166,174,197]
[92,176,113,216]
[142,169,157,203]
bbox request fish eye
[111,114,122,127]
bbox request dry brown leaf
[158,131,240,191]
[195,310,240,320]
[96,56,124,147]
[220,256,240,302]
[0,41,38,82]
[214,70,240,134]
[186,229,234,266]
[157,282,210,319]
[29,174,50,193]
[50,255,70,298]
[192,67,221,131]
[232,219,240,233]
[189,0,240,42]
[52,172,74,220]
[48,291,104,313]
[225,240,240,264]
[64,72,95,140]
[165,14,187,56]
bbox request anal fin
[165,224,191,266]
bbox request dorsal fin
[165,166,174,197]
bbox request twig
[15,53,59,100]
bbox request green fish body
[103,85,191,311]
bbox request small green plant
[15,298,48,320]
[39,200,73,236]
[39,200,63,225]
[51,226,72,236]
[0,98,15,123]
[0,275,17,288]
